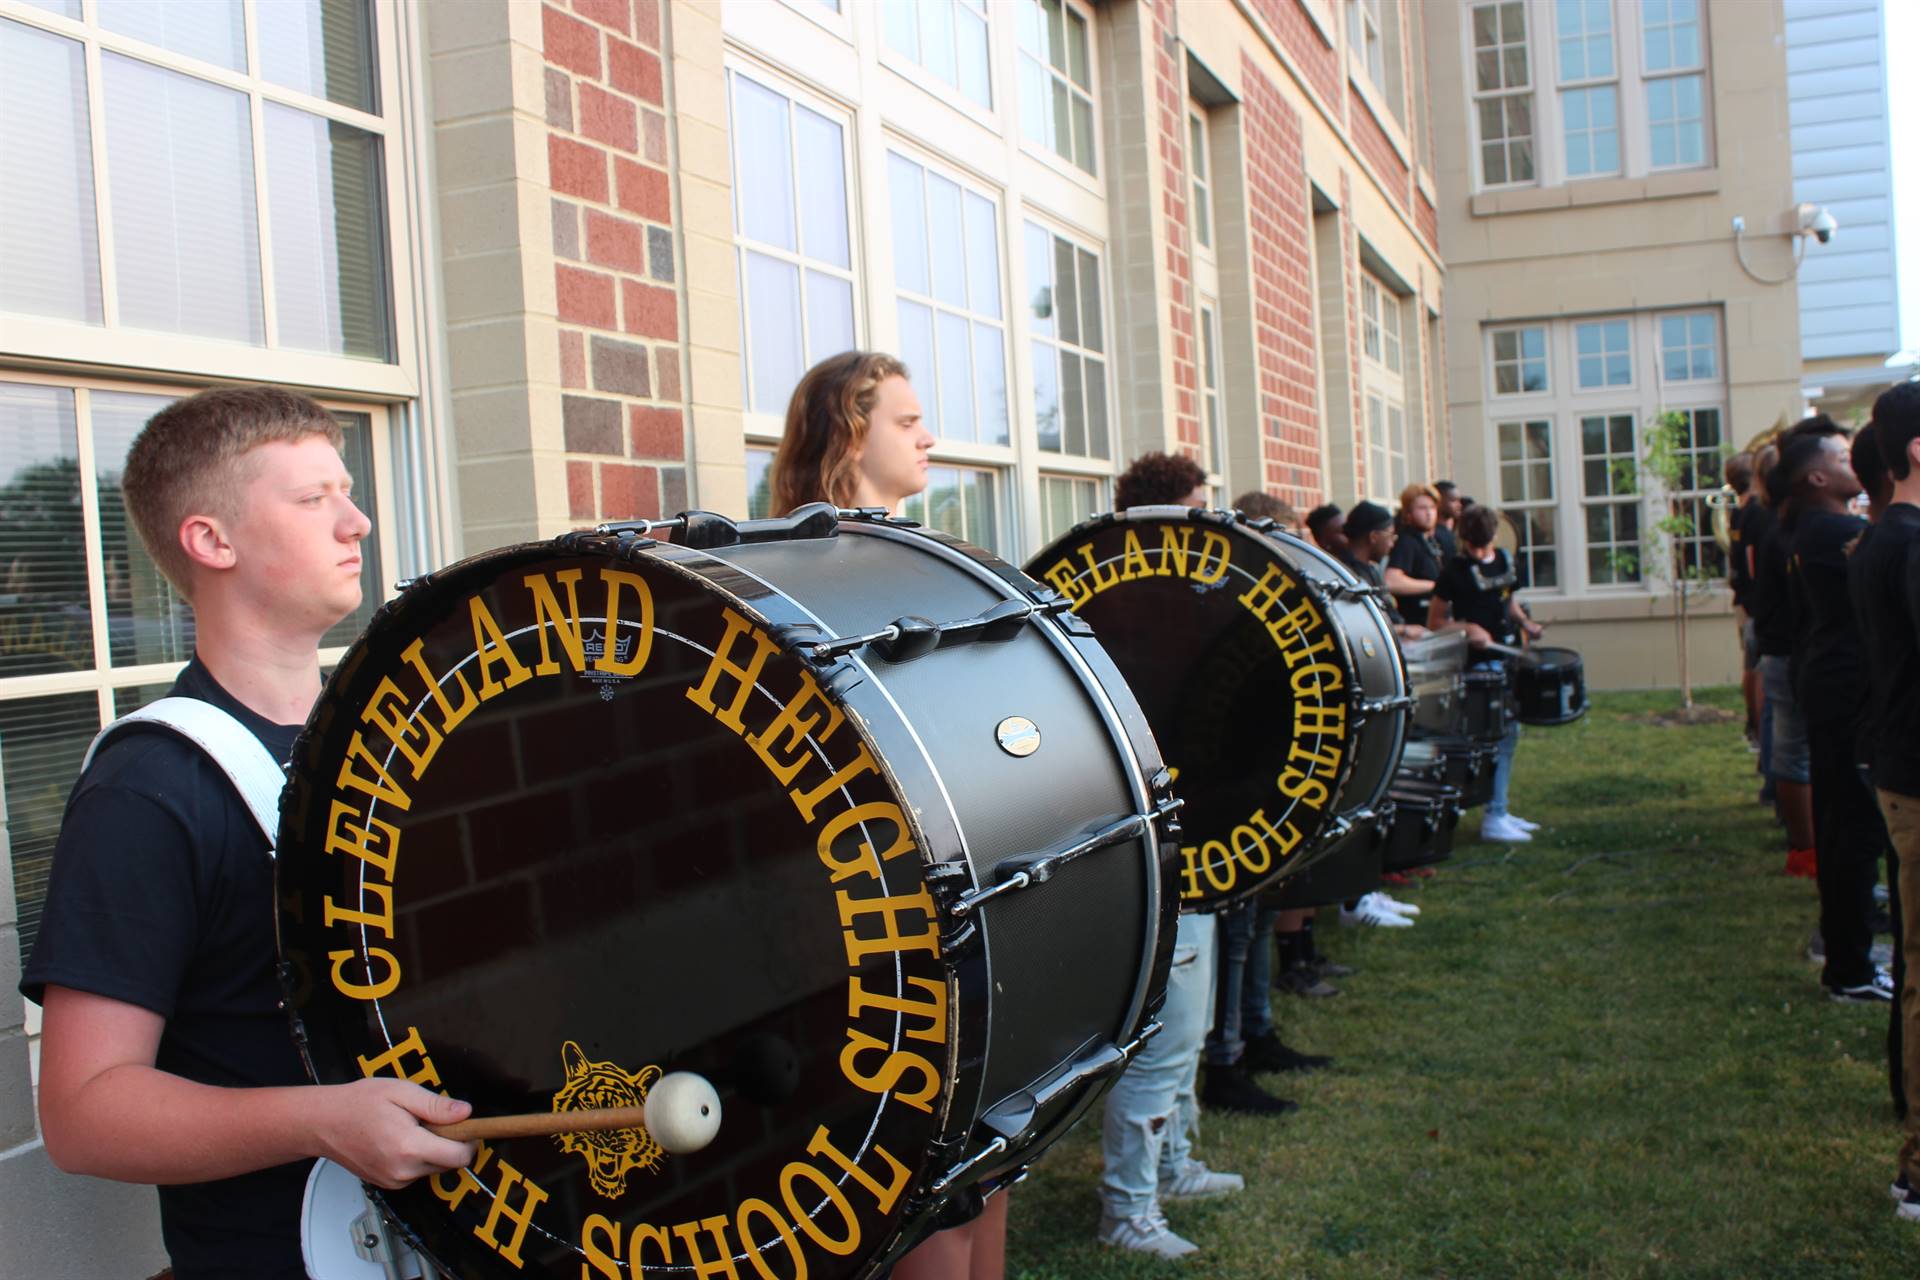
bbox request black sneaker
[1200,1063,1299,1116]
[1828,971,1895,1003]
[1313,957,1358,979]
[1274,963,1341,999]
[1242,1030,1333,1074]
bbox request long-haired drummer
[1426,505,1545,845]
[19,389,479,1278]
[766,352,1012,1279]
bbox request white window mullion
[79,31,120,327]
[242,0,278,349]
[71,386,113,674]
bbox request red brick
[607,38,663,106]
[629,406,684,459]
[642,110,667,165]
[556,265,617,329]
[567,459,596,520]
[655,346,680,400]
[573,0,629,34]
[578,82,638,153]
[543,5,600,78]
[584,209,645,272]
[621,279,677,339]
[614,157,670,221]
[599,463,659,521]
[548,135,608,202]
[559,328,587,388]
[634,0,660,48]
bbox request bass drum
[1028,507,1410,912]
[276,505,1178,1280]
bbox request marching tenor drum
[276,505,1178,1279]
[1514,646,1589,726]
[1027,507,1411,911]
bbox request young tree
[1640,409,1727,712]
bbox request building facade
[1425,0,1804,691]
[0,0,1448,1271]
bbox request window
[901,462,1000,551]
[1470,2,1534,187]
[1361,273,1406,377]
[889,152,1008,446]
[729,69,856,418]
[1026,221,1109,459]
[1579,412,1641,584]
[1039,473,1102,544]
[1667,406,1725,577]
[1555,0,1618,178]
[1016,0,1096,176]
[1188,111,1213,252]
[1360,272,1407,501]
[1199,303,1225,479]
[1490,325,1548,395]
[1348,0,1383,87]
[1658,311,1717,383]
[1365,397,1409,500]
[883,0,991,109]
[0,2,393,361]
[746,444,775,518]
[1496,418,1558,588]
[1574,318,1631,389]
[1641,0,1708,171]
[1642,0,1702,73]
[1362,276,1384,363]
[1382,290,1403,374]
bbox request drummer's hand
[316,1079,479,1189]
[1522,620,1545,640]
[1463,623,1493,648]
[1398,624,1431,640]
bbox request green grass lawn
[1005,686,1915,1278]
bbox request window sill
[1523,587,1732,623]
[1470,168,1719,217]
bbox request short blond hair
[1397,482,1440,518]
[121,386,343,597]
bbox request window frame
[1023,213,1115,465]
[1575,409,1643,588]
[1188,107,1214,255]
[1359,270,1408,502]
[1487,323,1550,398]
[1554,0,1620,181]
[1571,315,1634,393]
[1466,0,1537,190]
[1014,0,1102,185]
[877,0,995,119]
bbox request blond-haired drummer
[21,388,477,1277]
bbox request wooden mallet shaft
[429,1106,648,1142]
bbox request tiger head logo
[552,1040,664,1199]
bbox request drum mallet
[428,1072,722,1154]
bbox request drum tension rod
[801,598,1054,664]
[951,797,1183,917]
[1357,693,1418,716]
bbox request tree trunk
[1672,499,1693,710]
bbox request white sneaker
[1508,814,1541,832]
[1341,896,1414,928]
[1480,814,1534,844]
[1098,1208,1200,1259]
[1370,891,1421,917]
[1159,1161,1246,1202]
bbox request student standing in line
[1384,484,1447,629]
[1723,452,1763,749]
[1752,437,1818,876]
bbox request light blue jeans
[1100,911,1216,1217]
[1474,659,1520,818]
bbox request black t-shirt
[1434,549,1519,646]
[1386,527,1445,627]
[1787,508,1868,727]
[1728,499,1759,607]
[21,657,311,1279]
[1435,526,1459,562]
[1751,517,1795,658]
[1342,554,1386,590]
[1848,503,1920,796]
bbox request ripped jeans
[1099,912,1216,1218]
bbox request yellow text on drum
[576,1125,913,1279]
[1175,563,1350,902]
[687,607,948,1114]
[1037,525,1232,608]
[320,568,659,1003]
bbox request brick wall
[1350,88,1409,213]
[1249,0,1341,114]
[542,0,689,525]
[1240,58,1323,509]
[1149,0,1201,459]
[1416,188,1438,251]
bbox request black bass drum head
[277,542,953,1279]
[1027,510,1358,911]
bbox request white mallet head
[644,1071,722,1154]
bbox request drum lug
[929,1137,1009,1196]
[951,805,1177,917]
[1357,693,1417,718]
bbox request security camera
[1794,203,1838,244]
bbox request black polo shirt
[1434,549,1520,646]
[1386,527,1446,627]
[1728,499,1758,608]
[1848,503,1920,796]
[1751,517,1795,659]
[1787,508,1868,728]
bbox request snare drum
[1515,646,1588,725]
[276,505,1177,1279]
[1462,666,1514,743]
[1027,507,1410,911]
[300,1158,431,1279]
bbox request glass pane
[1016,0,1043,56]
[1663,347,1688,381]
[962,467,998,551]
[804,269,854,360]
[1071,93,1096,174]
[1018,55,1050,148]
[1493,331,1518,362]
[1576,323,1601,357]
[744,251,802,414]
[1510,136,1535,182]
[1521,358,1547,393]
[732,75,795,251]
[3,691,103,963]
[1525,420,1552,461]
[1085,359,1109,457]
[319,410,381,650]
[1077,247,1103,351]
[1583,459,1608,494]
[1606,353,1630,385]
[1067,7,1090,88]
[1495,364,1519,395]
[1050,78,1072,162]
[1032,340,1061,451]
[1189,115,1207,181]
[936,310,974,443]
[1060,350,1086,455]
[889,152,930,296]
[957,7,991,106]
[897,299,936,433]
[1483,143,1508,187]
[917,0,957,87]
[1500,462,1524,501]
[20,0,82,15]
[975,321,1008,445]
[883,0,918,61]
[1024,222,1054,337]
[1577,355,1601,387]
[98,0,245,70]
[264,106,391,360]
[963,192,1000,319]
[1610,417,1633,453]
[0,383,92,676]
[745,446,774,519]
[1194,187,1211,248]
[1044,0,1066,71]
[104,53,263,343]
[0,19,101,325]
[924,465,962,539]
[89,390,194,668]
[928,173,966,308]
[1052,236,1079,345]
[1473,4,1498,48]
[257,0,377,112]
[1520,328,1545,358]
[1580,416,1606,454]
[795,106,850,269]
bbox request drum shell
[1462,667,1514,744]
[1416,733,1497,809]
[1515,647,1588,726]
[1266,807,1389,909]
[1383,781,1461,872]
